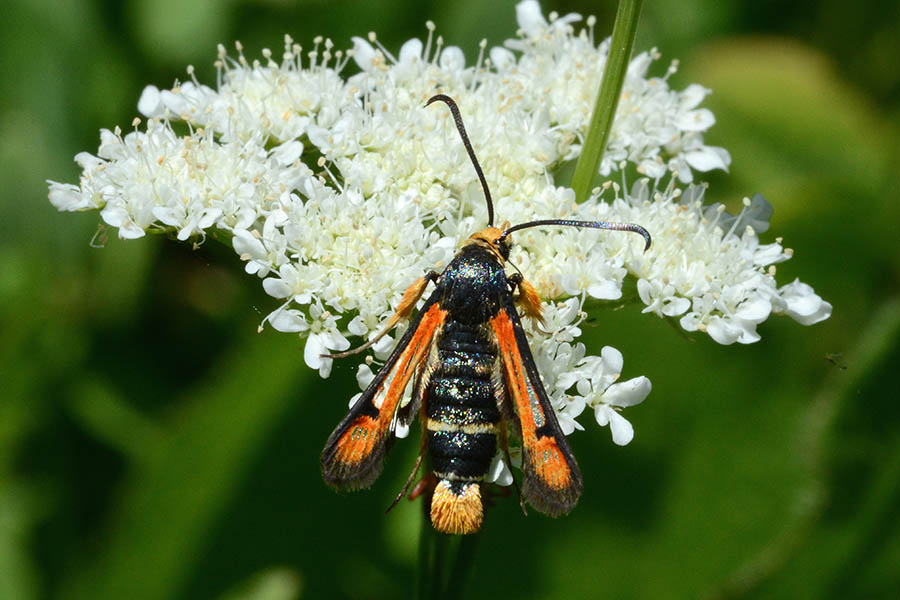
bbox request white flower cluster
[47,1,830,449]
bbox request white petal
[304,333,325,369]
[137,85,163,117]
[754,243,787,266]
[587,279,622,300]
[198,207,222,230]
[685,146,731,172]
[325,329,351,352]
[318,359,333,379]
[489,47,516,70]
[75,153,107,175]
[600,346,624,376]
[347,315,368,336]
[394,421,410,439]
[268,309,308,333]
[706,316,742,345]
[151,206,180,228]
[780,279,833,325]
[159,89,188,115]
[372,334,394,358]
[99,205,128,228]
[640,159,667,179]
[232,229,266,260]
[112,218,146,239]
[356,363,375,390]
[676,109,715,132]
[270,140,304,166]
[556,412,578,436]
[575,379,591,397]
[679,312,702,332]
[516,0,547,36]
[439,46,465,71]
[607,410,635,446]
[637,278,653,305]
[735,297,772,322]
[486,453,513,486]
[680,84,710,110]
[603,377,651,408]
[555,372,578,390]
[662,296,691,317]
[262,277,292,299]
[351,37,376,70]
[48,183,90,211]
[627,51,652,78]
[595,405,635,445]
[398,38,422,64]
[735,322,761,344]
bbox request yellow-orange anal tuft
[430,480,483,535]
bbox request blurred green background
[2,0,899,598]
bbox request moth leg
[324,271,439,359]
[408,472,437,501]
[507,273,544,324]
[385,452,425,514]
[386,396,430,514]
[498,421,528,516]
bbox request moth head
[467,222,511,262]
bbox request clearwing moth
[321,94,651,534]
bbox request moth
[321,94,651,534]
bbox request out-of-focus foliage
[2,0,898,598]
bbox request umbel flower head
[48,1,830,458]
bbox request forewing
[490,299,583,516]
[321,292,447,490]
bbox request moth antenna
[425,94,494,227]
[500,219,652,252]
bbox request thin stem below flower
[571,0,643,203]
[415,496,481,599]
[442,531,480,598]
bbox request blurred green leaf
[688,38,895,227]
[67,377,165,465]
[217,567,302,600]
[0,484,42,600]
[59,327,311,600]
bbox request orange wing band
[490,310,572,492]
[333,304,447,468]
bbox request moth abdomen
[425,320,500,534]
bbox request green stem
[431,532,449,599]
[415,502,481,599]
[442,531,480,598]
[416,507,436,600]
[571,0,644,203]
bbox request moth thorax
[430,480,483,535]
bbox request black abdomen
[426,321,499,483]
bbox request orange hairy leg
[324,271,438,359]
[514,276,544,324]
